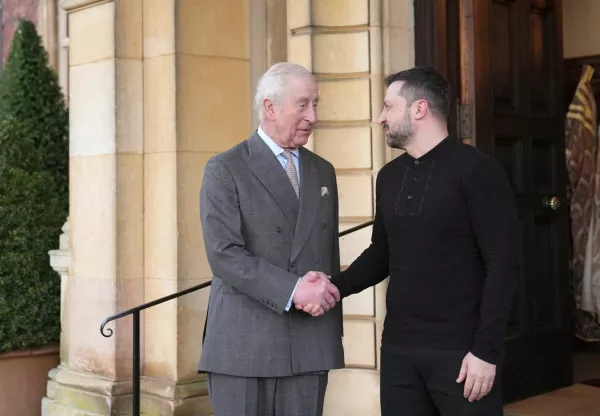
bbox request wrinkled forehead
[284,74,319,100]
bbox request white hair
[254,62,314,121]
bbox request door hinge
[457,102,472,140]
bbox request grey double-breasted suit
[198,132,344,382]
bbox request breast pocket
[317,189,335,226]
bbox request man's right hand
[292,271,339,316]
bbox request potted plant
[0,19,68,416]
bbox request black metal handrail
[100,219,374,416]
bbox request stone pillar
[250,0,288,129]
[43,0,145,414]
[286,0,383,413]
[286,1,414,414]
[44,0,251,415]
[141,0,249,414]
[38,0,58,71]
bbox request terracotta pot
[0,344,59,416]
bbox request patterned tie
[283,150,300,199]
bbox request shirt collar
[407,135,454,162]
[257,126,299,158]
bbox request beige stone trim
[141,376,212,415]
[60,0,110,12]
[249,0,288,127]
[37,1,69,99]
[38,0,58,70]
[49,218,70,365]
[50,366,131,396]
[43,368,213,415]
[250,0,266,128]
[370,0,385,175]
[142,375,208,400]
[266,0,287,65]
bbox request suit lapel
[243,133,299,227]
[291,148,321,262]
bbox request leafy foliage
[0,20,68,353]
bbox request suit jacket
[197,132,345,377]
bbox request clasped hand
[292,271,340,317]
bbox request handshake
[292,271,341,317]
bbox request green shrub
[0,19,68,353]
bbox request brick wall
[2,0,39,64]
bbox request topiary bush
[0,19,68,353]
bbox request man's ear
[414,99,429,120]
[263,99,277,121]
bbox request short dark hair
[385,66,451,120]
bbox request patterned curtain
[565,64,600,342]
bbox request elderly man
[197,62,344,416]
[299,66,519,415]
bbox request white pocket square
[321,186,329,197]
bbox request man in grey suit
[198,62,344,416]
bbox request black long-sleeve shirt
[332,137,519,365]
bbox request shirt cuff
[285,278,301,312]
[470,343,501,366]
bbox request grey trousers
[207,372,329,416]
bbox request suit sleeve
[466,158,519,365]
[200,156,299,314]
[330,170,390,298]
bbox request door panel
[414,0,461,137]
[473,0,572,402]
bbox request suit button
[276,226,282,233]
[322,222,327,229]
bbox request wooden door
[472,0,572,402]
[415,0,573,403]
[414,0,462,139]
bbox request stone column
[141,0,250,414]
[286,0,382,413]
[286,1,415,414]
[37,0,58,71]
[43,0,144,414]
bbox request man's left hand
[294,275,339,317]
[456,352,496,402]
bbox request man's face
[273,75,319,149]
[378,81,413,149]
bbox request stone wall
[42,0,415,414]
[2,0,39,64]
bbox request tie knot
[283,150,293,161]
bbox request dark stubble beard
[385,111,413,149]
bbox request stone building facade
[10,0,417,414]
[1,0,598,414]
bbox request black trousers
[380,345,503,416]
